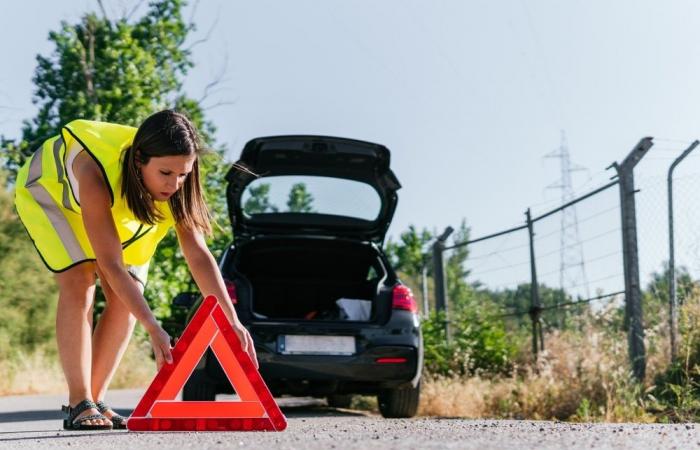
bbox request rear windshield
[241,175,381,221]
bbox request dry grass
[0,345,65,396]
[109,334,157,389]
[418,304,682,421]
[0,335,155,396]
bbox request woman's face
[139,154,197,202]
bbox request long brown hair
[121,110,212,234]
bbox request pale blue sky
[3,0,700,297]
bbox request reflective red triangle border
[127,295,287,431]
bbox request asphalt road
[0,389,697,450]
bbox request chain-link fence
[430,137,700,380]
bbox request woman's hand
[232,320,258,369]
[148,325,174,370]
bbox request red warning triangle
[127,295,287,431]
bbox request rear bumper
[203,345,419,395]
[258,345,418,381]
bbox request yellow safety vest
[14,119,175,272]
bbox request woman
[14,110,257,430]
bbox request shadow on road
[0,407,132,424]
[0,400,372,442]
[0,404,371,442]
[280,403,373,418]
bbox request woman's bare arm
[175,222,258,367]
[75,152,173,368]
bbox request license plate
[279,335,355,355]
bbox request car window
[242,175,382,221]
[366,265,378,280]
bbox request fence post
[667,140,699,362]
[433,226,454,342]
[612,137,653,381]
[421,262,429,318]
[526,208,544,358]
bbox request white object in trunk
[336,298,372,321]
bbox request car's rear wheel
[182,369,217,401]
[326,394,353,408]
[377,381,420,418]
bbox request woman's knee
[55,262,97,307]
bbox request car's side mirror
[172,292,200,309]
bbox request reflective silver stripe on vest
[52,137,77,212]
[24,145,87,263]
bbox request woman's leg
[54,262,110,426]
[90,265,140,413]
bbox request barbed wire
[567,272,623,291]
[483,289,625,320]
[535,228,621,260]
[486,291,625,320]
[533,203,620,242]
[467,241,530,261]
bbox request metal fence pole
[526,208,543,358]
[433,227,454,342]
[421,263,429,318]
[612,137,653,381]
[667,140,699,362]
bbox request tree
[385,225,433,278]
[243,183,278,214]
[386,220,516,376]
[286,182,314,213]
[0,170,58,359]
[2,1,199,176]
[642,263,697,328]
[0,0,231,322]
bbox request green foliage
[1,0,231,324]
[478,283,576,331]
[387,220,516,376]
[385,225,433,278]
[286,182,314,212]
[649,284,700,421]
[2,0,196,176]
[0,171,58,360]
[422,309,515,377]
[642,263,697,328]
[243,182,278,214]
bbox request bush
[422,309,516,377]
[0,172,58,361]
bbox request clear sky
[3,0,700,297]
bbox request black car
[172,135,423,418]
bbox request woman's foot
[95,400,127,429]
[62,399,112,430]
[74,406,112,427]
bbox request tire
[377,382,420,418]
[327,394,353,408]
[182,369,217,401]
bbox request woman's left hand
[232,320,258,369]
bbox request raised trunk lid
[225,135,401,244]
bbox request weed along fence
[431,137,700,381]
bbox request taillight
[375,357,407,364]
[392,285,417,313]
[224,279,238,304]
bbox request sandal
[95,400,127,430]
[62,399,113,430]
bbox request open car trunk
[230,238,390,322]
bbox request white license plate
[280,335,355,355]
